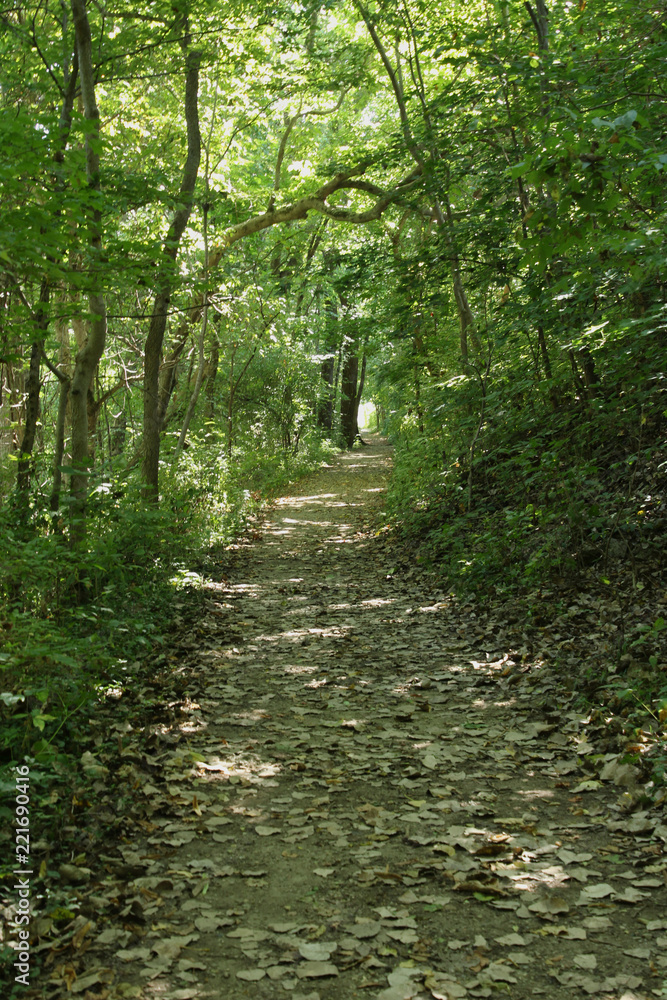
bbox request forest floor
[33,435,667,1000]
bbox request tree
[141,15,202,498]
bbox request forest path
[89,437,666,1000]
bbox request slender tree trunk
[227,390,235,459]
[70,0,107,541]
[438,195,481,357]
[354,345,368,437]
[156,325,190,431]
[50,377,70,522]
[317,354,335,433]
[226,343,237,458]
[173,310,209,464]
[16,329,44,499]
[318,296,339,433]
[340,348,359,448]
[142,32,201,499]
[4,344,24,454]
[466,349,493,511]
[414,374,424,434]
[580,346,600,397]
[525,0,550,122]
[110,406,126,456]
[537,325,552,379]
[333,343,343,428]
[569,349,586,398]
[204,330,219,420]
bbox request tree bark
[142,30,201,498]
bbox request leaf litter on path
[30,436,667,1000]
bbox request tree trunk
[204,330,219,420]
[318,354,335,433]
[438,196,481,358]
[580,346,600,398]
[226,342,237,459]
[155,325,190,431]
[355,348,368,437]
[16,327,44,500]
[50,376,70,522]
[227,387,235,459]
[525,0,549,51]
[173,308,209,465]
[317,297,338,434]
[340,348,359,448]
[414,374,424,434]
[110,407,126,457]
[537,325,552,379]
[70,0,107,542]
[142,34,201,499]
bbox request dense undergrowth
[388,392,665,598]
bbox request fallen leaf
[573,954,598,970]
[299,942,337,961]
[296,961,339,978]
[495,933,527,947]
[349,920,382,938]
[484,962,517,983]
[623,947,650,959]
[528,895,570,917]
[236,969,266,981]
[69,968,114,993]
[59,863,92,885]
[577,883,615,903]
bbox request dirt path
[61,437,666,1000]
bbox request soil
[34,436,667,1000]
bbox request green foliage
[382,333,666,599]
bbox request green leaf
[508,161,528,179]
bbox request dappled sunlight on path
[84,434,667,1000]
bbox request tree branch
[41,346,70,384]
[209,167,422,264]
[355,1,424,167]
